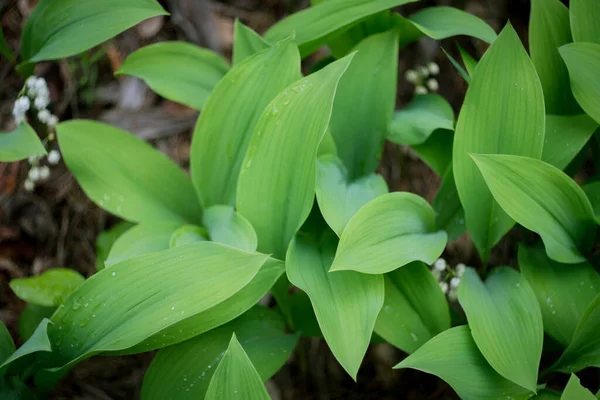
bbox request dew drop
[111,271,117,277]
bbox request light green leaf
[583,182,600,218]
[411,130,454,176]
[0,319,52,372]
[329,29,398,179]
[458,44,477,76]
[46,242,269,369]
[105,221,181,266]
[442,47,471,84]
[560,43,600,124]
[561,374,597,400]
[9,268,85,307]
[0,123,46,162]
[315,154,388,237]
[204,334,270,400]
[519,244,600,347]
[374,261,450,353]
[117,42,229,110]
[18,304,55,342]
[408,6,497,44]
[169,225,208,248]
[233,20,270,66]
[191,39,301,208]
[570,0,600,44]
[542,115,598,170]
[388,94,454,146]
[458,267,543,391]
[394,326,532,400]
[58,120,202,224]
[203,205,257,252]
[142,306,296,400]
[453,24,545,261]
[529,0,579,114]
[471,154,597,263]
[433,166,466,241]
[330,192,447,274]
[286,234,383,380]
[0,27,15,63]
[96,221,134,271]
[264,0,418,56]
[21,0,167,62]
[0,322,14,365]
[237,55,354,259]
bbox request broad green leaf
[542,115,598,170]
[529,0,579,114]
[560,43,600,124]
[0,27,15,63]
[117,42,229,110]
[58,120,202,224]
[519,244,600,347]
[561,374,597,400]
[472,154,597,263]
[105,222,181,266]
[324,11,393,58]
[237,55,354,259]
[142,306,296,400]
[0,322,14,365]
[264,0,418,56]
[452,24,545,261]
[394,326,532,400]
[583,182,600,218]
[286,234,383,379]
[191,40,301,208]
[0,123,46,162]
[203,205,257,252]
[330,192,447,274]
[9,268,85,307]
[204,334,270,400]
[570,0,600,44]
[408,6,497,44]
[0,319,52,372]
[433,167,466,241]
[374,262,450,353]
[96,221,134,271]
[552,294,600,372]
[18,304,55,342]
[21,0,167,62]
[0,377,36,400]
[388,94,454,146]
[411,130,454,176]
[458,267,543,391]
[233,20,270,66]
[315,154,388,237]
[169,225,208,248]
[46,242,269,369]
[329,29,398,179]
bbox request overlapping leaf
[569,0,600,44]
[560,374,596,400]
[0,319,52,373]
[0,123,46,162]
[169,225,208,248]
[96,222,134,271]
[560,43,600,124]
[9,269,85,307]
[542,115,598,170]
[433,167,465,241]
[203,205,257,252]
[232,20,270,66]
[583,182,600,218]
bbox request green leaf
[471,154,597,263]
[0,123,47,162]
[58,120,202,224]
[388,94,454,146]
[542,115,598,170]
[534,390,562,400]
[191,39,301,208]
[286,234,384,379]
[142,306,296,400]
[560,43,600,124]
[169,225,208,248]
[203,205,258,252]
[9,269,85,307]
[442,47,471,84]
[264,0,418,56]
[394,326,532,400]
[583,182,600,218]
[458,267,543,391]
[0,27,15,63]
[0,322,14,365]
[117,42,229,110]
[433,167,466,241]
[204,334,270,400]
[21,0,167,62]
[408,6,497,44]
[0,319,52,372]
[411,130,454,176]
[46,242,269,369]
[237,55,354,259]
[529,0,579,115]
[570,0,600,44]
[452,24,545,261]
[105,221,181,266]
[95,221,134,271]
[315,154,388,237]
[458,44,477,76]
[233,20,270,66]
[330,192,447,274]
[561,374,597,400]
[374,262,450,353]
[519,244,600,347]
[329,29,398,179]
[18,304,55,342]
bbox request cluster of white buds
[431,258,467,302]
[23,76,59,127]
[24,149,61,192]
[405,62,440,95]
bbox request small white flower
[419,66,430,78]
[426,78,439,92]
[405,69,419,83]
[15,96,31,112]
[38,109,51,123]
[28,167,41,182]
[34,77,47,92]
[34,95,50,110]
[14,115,25,125]
[448,288,458,302]
[439,281,449,294]
[23,179,35,192]
[432,269,442,281]
[47,115,59,127]
[428,62,440,75]
[26,76,37,89]
[414,85,428,95]
[47,150,61,165]
[39,166,50,180]
[456,263,466,276]
[433,258,447,272]
[28,155,39,164]
[450,277,461,288]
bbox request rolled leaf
[169,225,208,248]
[96,222,134,271]
[232,20,270,66]
[0,123,46,162]
[9,269,85,307]
[203,205,257,252]
[560,43,600,124]
[18,304,55,342]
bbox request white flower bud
[448,288,458,302]
[450,277,461,288]
[419,66,430,78]
[432,269,442,281]
[39,165,50,180]
[14,115,25,125]
[47,115,59,127]
[16,96,31,112]
[439,281,449,294]
[405,69,418,83]
[38,109,51,123]
[428,62,440,75]
[27,155,39,164]
[26,76,37,89]
[24,179,35,192]
[426,78,439,92]
[34,95,50,110]
[28,167,41,182]
[34,77,47,91]
[433,258,447,272]
[414,85,428,95]
[456,263,466,276]
[47,150,61,165]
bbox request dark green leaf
[0,123,46,162]
[95,221,134,271]
[411,130,455,176]
[560,43,600,124]
[542,114,598,170]
[0,28,15,63]
[0,322,14,365]
[203,205,257,252]
[9,268,85,307]
[433,167,466,241]
[570,0,600,44]
[18,304,55,342]
[583,182,600,218]
[0,319,52,372]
